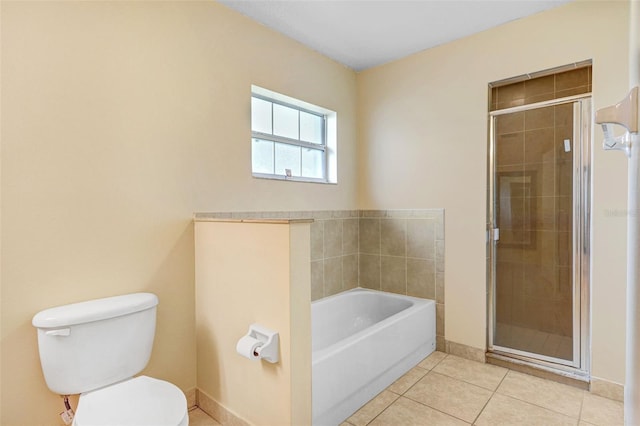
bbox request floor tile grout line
[493,392,582,421]
[363,392,400,426]
[493,370,585,420]
[471,391,494,426]
[402,357,498,426]
[430,368,505,393]
[429,352,448,370]
[399,393,475,425]
[433,354,510,391]
[577,388,586,424]
[470,367,510,425]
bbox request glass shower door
[489,98,590,370]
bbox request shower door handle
[492,228,500,242]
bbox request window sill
[252,173,337,185]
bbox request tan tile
[444,341,486,363]
[418,351,447,370]
[359,254,380,290]
[556,67,589,91]
[497,370,584,418]
[524,128,555,164]
[324,257,343,296]
[310,220,324,261]
[406,258,435,299]
[524,74,554,100]
[476,393,577,426]
[359,218,380,254]
[436,240,445,272]
[496,132,524,166]
[590,378,624,402]
[381,219,406,256]
[346,390,399,426]
[342,254,358,290]
[525,105,554,130]
[436,271,445,303]
[324,219,343,258]
[189,408,221,426]
[496,81,525,110]
[496,111,524,134]
[388,366,427,395]
[405,372,492,423]
[310,260,324,301]
[406,219,435,259]
[436,303,444,336]
[368,396,467,426]
[581,393,624,426]
[380,256,406,295]
[343,218,359,254]
[491,87,498,111]
[433,355,507,391]
[185,388,197,409]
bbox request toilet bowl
[73,376,188,426]
[32,293,188,426]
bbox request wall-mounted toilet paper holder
[237,323,279,363]
[595,86,639,157]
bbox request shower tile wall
[491,66,591,111]
[491,65,591,356]
[494,104,574,340]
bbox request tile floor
[188,351,624,426]
[494,322,573,361]
[189,407,221,426]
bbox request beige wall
[194,220,311,425]
[357,0,629,384]
[0,1,356,424]
[1,1,634,424]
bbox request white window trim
[251,85,337,184]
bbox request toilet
[32,293,188,426]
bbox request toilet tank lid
[32,293,159,329]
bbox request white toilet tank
[32,293,159,395]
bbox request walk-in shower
[487,63,592,378]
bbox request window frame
[251,88,335,184]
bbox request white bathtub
[312,288,436,426]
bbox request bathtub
[312,288,436,426]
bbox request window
[251,86,336,183]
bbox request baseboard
[185,387,198,409]
[590,377,624,402]
[486,353,589,390]
[445,340,486,363]
[196,389,251,426]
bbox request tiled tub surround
[356,210,445,351]
[310,210,361,300]
[196,209,445,350]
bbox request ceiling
[218,0,573,71]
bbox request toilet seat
[73,376,188,426]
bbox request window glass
[251,139,274,174]
[251,98,272,134]
[274,143,301,176]
[273,104,299,140]
[300,111,323,144]
[301,147,324,179]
